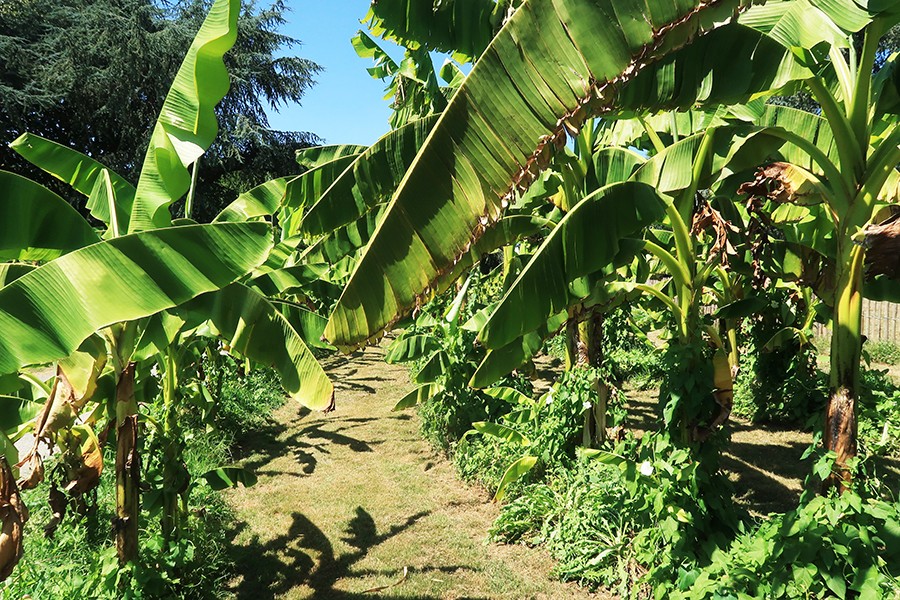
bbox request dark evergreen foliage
[0,0,320,220]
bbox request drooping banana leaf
[214,176,297,223]
[470,310,567,388]
[0,223,272,374]
[478,181,666,350]
[385,334,440,364]
[296,144,369,169]
[365,0,515,62]
[299,115,438,238]
[129,0,240,232]
[9,133,135,230]
[0,171,100,261]
[278,304,334,352]
[178,283,333,410]
[0,265,33,287]
[326,0,813,350]
[216,153,362,226]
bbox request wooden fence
[814,300,900,343]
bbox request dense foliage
[0,0,319,220]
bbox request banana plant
[0,0,332,573]
[328,0,900,489]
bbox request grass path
[223,347,603,600]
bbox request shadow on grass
[232,406,412,479]
[227,507,486,599]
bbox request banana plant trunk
[586,312,608,446]
[114,362,139,564]
[161,350,185,542]
[824,243,864,490]
[565,310,607,448]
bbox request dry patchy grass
[223,348,604,600]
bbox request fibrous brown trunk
[824,386,857,492]
[114,363,139,564]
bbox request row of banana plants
[4,0,900,595]
[334,0,900,486]
[0,0,345,588]
[314,0,900,596]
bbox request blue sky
[264,0,396,146]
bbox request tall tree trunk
[114,362,139,564]
[825,244,864,491]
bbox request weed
[865,340,900,366]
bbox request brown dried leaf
[0,457,27,581]
[863,212,900,280]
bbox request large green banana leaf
[0,171,100,261]
[215,153,361,224]
[0,223,271,374]
[299,115,438,238]
[129,0,239,233]
[296,144,369,169]
[366,0,515,62]
[9,133,135,231]
[477,181,666,350]
[326,0,813,350]
[739,0,896,51]
[178,284,333,410]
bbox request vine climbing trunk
[115,362,139,564]
[825,243,864,491]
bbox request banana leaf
[478,182,666,350]
[9,133,135,231]
[299,116,438,237]
[326,0,812,350]
[129,0,240,232]
[179,283,333,410]
[0,223,271,374]
[0,171,100,261]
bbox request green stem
[825,242,864,489]
[808,76,864,186]
[161,350,181,542]
[638,116,667,155]
[849,20,886,153]
[185,159,200,220]
[115,363,139,564]
[642,240,689,290]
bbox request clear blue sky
[265,0,396,146]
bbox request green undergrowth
[865,340,900,366]
[3,363,286,599]
[490,433,741,597]
[487,436,900,599]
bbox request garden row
[2,0,900,598]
